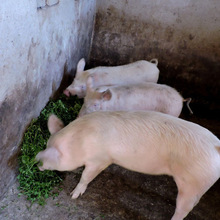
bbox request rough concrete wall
[91,0,220,116]
[0,0,96,199]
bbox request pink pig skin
[79,80,193,117]
[64,58,159,98]
[36,111,220,220]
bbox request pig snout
[35,152,45,171]
[63,84,85,98]
[63,89,70,97]
[63,87,84,98]
[38,166,45,171]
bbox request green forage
[17,95,82,205]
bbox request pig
[36,111,220,220]
[78,76,193,117]
[63,58,159,98]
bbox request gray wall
[0,0,96,199]
[91,0,220,115]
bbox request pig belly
[113,153,170,175]
[106,141,171,175]
[108,142,220,184]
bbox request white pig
[78,77,193,117]
[36,111,220,220]
[63,58,159,98]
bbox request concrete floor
[0,113,220,220]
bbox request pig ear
[101,89,112,101]
[48,114,64,135]
[76,58,86,73]
[86,75,94,92]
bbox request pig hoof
[70,190,80,199]
[70,185,87,199]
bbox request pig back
[78,111,220,176]
[96,83,183,117]
[88,60,159,87]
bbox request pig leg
[70,162,109,199]
[171,178,205,220]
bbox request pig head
[35,114,86,172]
[63,58,88,98]
[78,76,112,116]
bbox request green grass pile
[17,95,83,205]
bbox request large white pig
[78,77,193,117]
[63,58,159,98]
[36,111,220,220]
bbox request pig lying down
[36,111,220,220]
[63,58,159,98]
[78,77,193,117]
